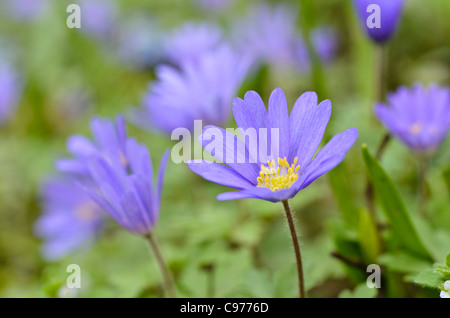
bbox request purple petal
[188,160,254,190]
[200,125,260,184]
[289,92,331,171]
[232,91,267,131]
[67,135,97,157]
[299,128,359,190]
[267,88,290,159]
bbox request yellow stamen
[257,157,300,192]
[410,122,422,135]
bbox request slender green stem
[365,44,390,217]
[281,200,305,298]
[374,44,388,105]
[145,232,176,298]
[418,156,429,217]
[375,133,391,160]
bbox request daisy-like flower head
[188,88,358,203]
[164,22,223,66]
[35,177,103,261]
[56,115,127,177]
[0,63,21,125]
[134,45,250,134]
[353,0,405,43]
[85,140,169,236]
[441,281,450,298]
[375,84,450,154]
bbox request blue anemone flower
[85,141,169,236]
[188,88,358,202]
[375,84,450,154]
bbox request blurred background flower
[35,177,103,261]
[164,23,223,67]
[134,45,250,134]
[0,0,448,299]
[115,14,166,70]
[1,0,49,21]
[78,0,118,41]
[194,0,233,12]
[375,84,450,154]
[0,63,21,126]
[232,3,339,74]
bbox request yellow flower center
[409,122,423,135]
[257,157,300,192]
[75,202,99,222]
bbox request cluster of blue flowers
[2,0,448,298]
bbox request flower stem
[145,232,176,298]
[374,44,387,105]
[281,200,305,298]
[418,156,429,217]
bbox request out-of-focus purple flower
[375,84,450,154]
[195,0,232,12]
[53,86,92,120]
[353,0,405,43]
[134,45,250,134]
[0,64,21,125]
[35,177,103,261]
[116,14,165,70]
[56,116,127,177]
[188,88,358,202]
[2,0,48,21]
[79,0,118,40]
[233,4,338,73]
[311,27,339,65]
[233,4,303,71]
[85,141,169,236]
[164,23,223,66]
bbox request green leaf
[328,163,359,227]
[412,268,445,290]
[357,209,381,264]
[362,145,431,260]
[379,253,431,274]
[446,253,450,268]
[443,166,450,195]
[338,283,377,298]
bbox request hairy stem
[281,200,305,298]
[145,232,176,298]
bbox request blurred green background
[0,0,449,297]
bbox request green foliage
[357,209,381,264]
[362,145,431,261]
[338,283,377,298]
[411,254,450,291]
[0,0,449,298]
[379,253,430,274]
